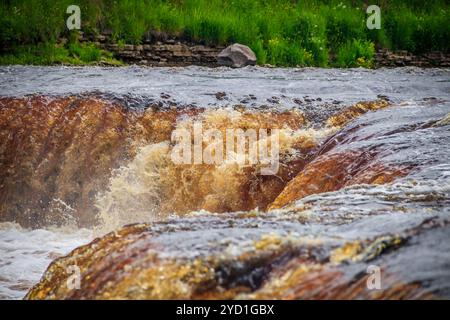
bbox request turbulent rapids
[0,66,449,299]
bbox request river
[0,66,449,299]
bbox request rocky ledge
[78,32,224,67]
[76,32,450,68]
[375,49,450,68]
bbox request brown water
[0,66,449,299]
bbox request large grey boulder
[217,43,257,68]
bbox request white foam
[0,223,92,299]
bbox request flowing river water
[0,66,449,299]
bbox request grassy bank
[0,42,122,65]
[1,0,449,67]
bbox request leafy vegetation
[0,42,121,66]
[336,39,375,68]
[0,0,448,67]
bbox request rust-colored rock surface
[25,215,449,299]
[269,152,411,210]
[269,100,413,210]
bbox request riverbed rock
[217,43,257,68]
[25,209,450,299]
[269,100,447,210]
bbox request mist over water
[0,66,449,299]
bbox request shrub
[68,43,102,62]
[267,38,314,67]
[336,39,375,68]
[326,6,366,49]
[384,9,418,52]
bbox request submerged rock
[25,210,450,299]
[269,100,443,209]
[217,43,257,68]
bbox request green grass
[336,39,375,68]
[0,42,122,66]
[0,0,448,67]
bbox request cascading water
[0,66,449,299]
